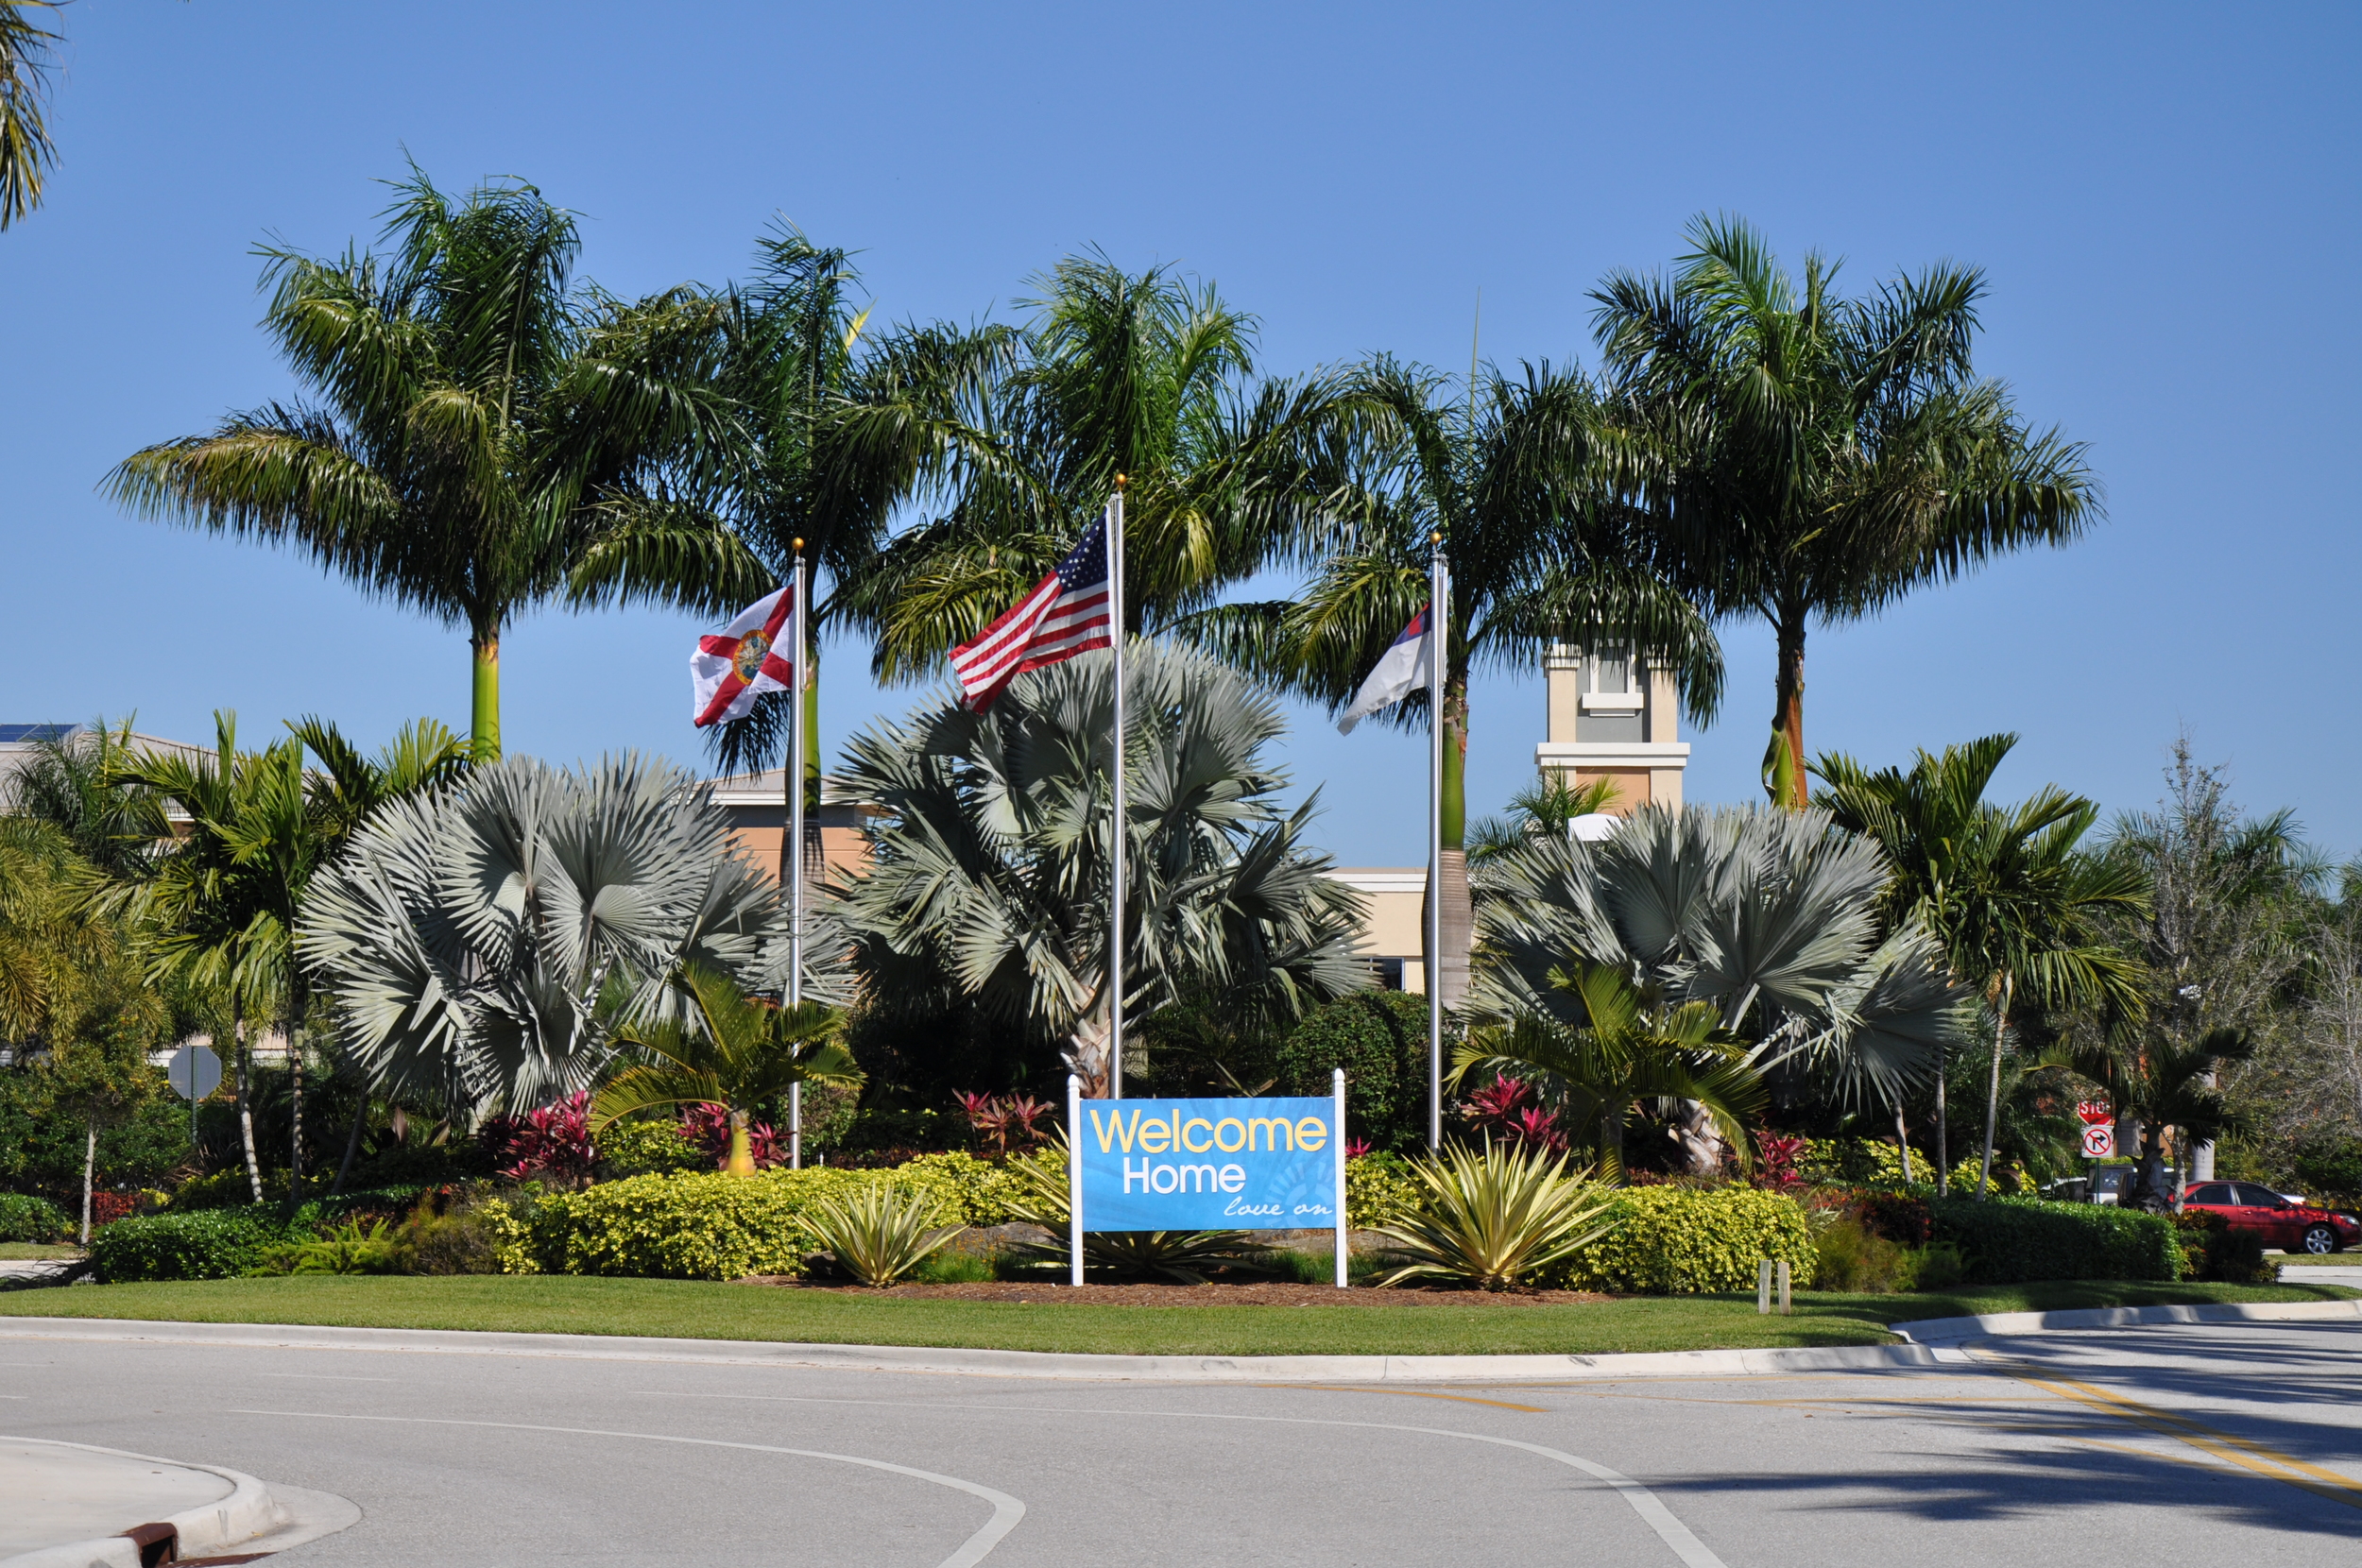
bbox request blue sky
[3,2,2354,866]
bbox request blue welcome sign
[1074,1094,1344,1232]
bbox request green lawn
[0,1244,81,1261]
[0,1275,2348,1356]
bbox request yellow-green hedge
[1558,1186,1815,1294]
[528,1153,1032,1280]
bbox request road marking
[1968,1354,2362,1513]
[229,1410,1025,1567]
[642,1389,1725,1566]
[256,1372,396,1383]
[1258,1384,1549,1412]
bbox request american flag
[949,514,1114,709]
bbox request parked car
[2181,1182,2361,1254]
[2088,1164,2177,1209]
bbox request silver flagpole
[1107,479,1128,1099]
[788,542,807,1170]
[1429,538,1447,1151]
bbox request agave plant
[298,754,796,1116]
[997,1134,1273,1284]
[1371,1141,1620,1291]
[803,1185,964,1287]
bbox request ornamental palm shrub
[804,1184,963,1287]
[594,963,861,1176]
[1473,803,1978,1168]
[1371,1140,1620,1291]
[832,643,1367,1095]
[299,754,794,1117]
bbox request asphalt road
[3,1320,2356,1566]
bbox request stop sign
[2076,1100,2113,1127]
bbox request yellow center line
[1257,1384,1549,1413]
[1971,1354,2362,1512]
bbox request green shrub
[0,1192,71,1243]
[89,1208,298,1282]
[2173,1209,2273,1284]
[530,1158,1019,1282]
[1795,1137,2024,1194]
[1926,1196,2181,1283]
[1560,1186,1815,1294]
[1345,1152,1423,1229]
[169,1169,284,1211]
[594,1119,710,1180]
[2293,1133,2362,1205]
[399,1195,539,1275]
[1275,992,1432,1153]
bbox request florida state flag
[690,586,796,727]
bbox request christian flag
[691,585,796,727]
[948,515,1113,709]
[1337,604,1433,734]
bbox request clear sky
[3,2,2354,867]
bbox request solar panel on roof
[0,724,81,743]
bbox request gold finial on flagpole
[1114,472,1129,490]
[792,537,805,552]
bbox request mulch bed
[735,1278,1612,1306]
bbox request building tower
[1533,640,1689,812]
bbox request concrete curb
[1890,1296,2362,1346]
[0,1437,283,1568]
[0,1314,1940,1383]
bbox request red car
[2182,1182,2361,1254]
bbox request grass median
[0,1275,2350,1356]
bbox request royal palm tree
[1474,803,1977,1168]
[593,963,860,1175]
[1591,215,2101,806]
[831,643,1368,1095]
[570,226,880,787]
[0,0,60,229]
[107,168,734,758]
[1181,358,1720,1010]
[1460,963,1765,1180]
[828,254,1362,676]
[1817,735,2148,1196]
[298,754,792,1116]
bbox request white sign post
[1332,1068,1349,1288]
[1067,1074,1085,1287]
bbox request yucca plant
[1371,1140,1621,1292]
[804,1185,963,1288]
[999,1134,1274,1285]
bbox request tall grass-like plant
[803,1185,962,1287]
[1372,1140,1619,1291]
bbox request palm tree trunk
[1600,1105,1624,1183]
[1427,675,1473,1011]
[332,1098,365,1196]
[234,1006,263,1203]
[1765,610,1808,808]
[1977,975,2011,1199]
[1933,1044,1948,1196]
[288,1011,304,1191]
[470,629,502,761]
[725,1107,757,1176]
[1893,1104,1914,1183]
[78,1118,96,1246]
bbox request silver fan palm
[297,754,793,1113]
[1472,804,1976,1136]
[832,642,1368,1092]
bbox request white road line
[256,1372,397,1383]
[229,1409,1023,1568]
[641,1389,1726,1566]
